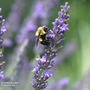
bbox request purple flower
[59,18,64,25]
[44,70,53,80]
[0,54,3,59]
[0,71,4,79]
[1,19,6,32]
[36,55,55,70]
[60,2,70,12]
[58,12,63,18]
[36,55,46,63]
[32,65,40,74]
[60,24,69,31]
[47,30,55,39]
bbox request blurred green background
[0,0,90,90]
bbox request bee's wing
[36,30,41,47]
[36,35,39,46]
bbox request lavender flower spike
[32,2,70,90]
[0,8,6,79]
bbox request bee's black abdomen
[40,34,50,45]
[41,34,46,40]
[40,40,50,45]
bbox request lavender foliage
[32,2,70,90]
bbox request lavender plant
[32,2,70,90]
[0,8,6,79]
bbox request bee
[35,26,50,46]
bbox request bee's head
[43,26,48,32]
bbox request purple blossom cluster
[32,2,70,90]
[0,8,6,79]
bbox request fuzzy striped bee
[35,26,50,46]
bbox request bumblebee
[35,26,50,46]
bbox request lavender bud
[0,38,3,45]
[0,54,3,59]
